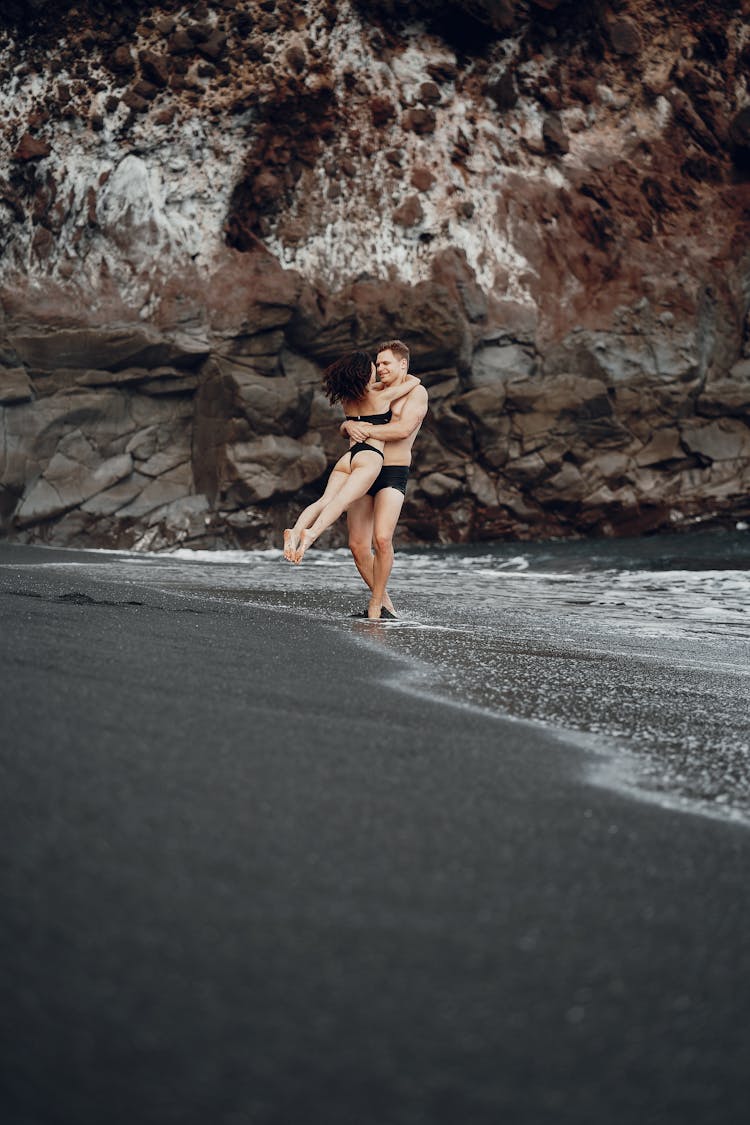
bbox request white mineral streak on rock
[0,31,248,308]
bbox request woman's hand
[341,419,371,442]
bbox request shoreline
[4,539,749,830]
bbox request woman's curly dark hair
[322,351,373,405]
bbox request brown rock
[485,69,517,111]
[139,50,170,88]
[285,44,306,73]
[402,107,437,135]
[393,195,424,228]
[109,46,135,75]
[426,61,457,83]
[411,167,436,191]
[155,16,176,35]
[131,79,159,102]
[253,169,283,208]
[13,134,51,162]
[122,91,149,114]
[198,31,228,62]
[168,29,195,56]
[370,96,395,126]
[542,113,569,155]
[607,17,642,56]
[154,106,177,126]
[419,82,441,106]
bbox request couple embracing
[283,341,428,621]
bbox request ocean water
[8,528,750,824]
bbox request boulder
[607,17,643,57]
[470,345,534,387]
[16,438,133,527]
[224,435,326,503]
[418,472,464,506]
[634,429,684,466]
[81,472,150,517]
[218,358,313,437]
[116,462,194,520]
[680,419,750,462]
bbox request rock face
[1,0,749,550]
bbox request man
[341,340,428,620]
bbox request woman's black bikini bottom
[349,442,384,464]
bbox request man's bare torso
[382,382,424,467]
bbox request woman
[283,351,419,564]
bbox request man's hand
[340,419,371,442]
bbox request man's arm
[341,385,428,443]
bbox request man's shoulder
[406,381,429,406]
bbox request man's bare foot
[367,598,382,620]
[293,530,316,564]
[283,529,299,561]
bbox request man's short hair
[377,339,410,365]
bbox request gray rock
[470,345,534,387]
[634,429,684,466]
[225,435,327,503]
[219,358,313,438]
[10,327,210,372]
[116,462,194,519]
[81,472,149,517]
[16,447,133,526]
[74,368,151,388]
[0,368,33,404]
[419,472,464,505]
[680,419,750,462]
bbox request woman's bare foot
[293,530,316,564]
[283,529,299,561]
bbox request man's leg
[369,487,405,619]
[347,494,397,616]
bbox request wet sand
[1,545,749,1125]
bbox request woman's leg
[283,456,350,560]
[294,453,382,563]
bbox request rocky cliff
[1,0,749,550]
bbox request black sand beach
[1,544,749,1125]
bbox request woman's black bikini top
[345,409,392,424]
